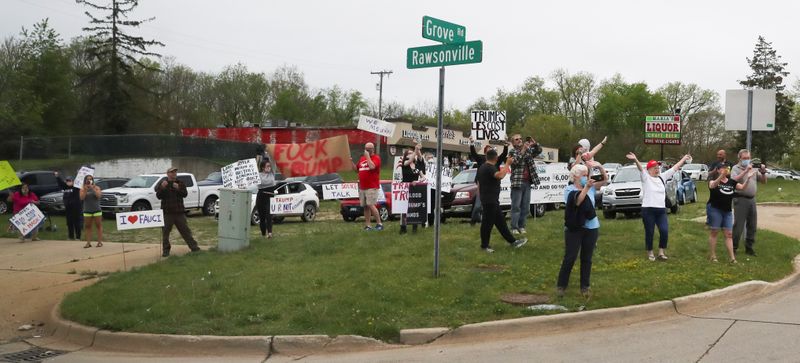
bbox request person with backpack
[626,152,692,261]
[557,162,607,298]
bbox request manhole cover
[0,347,66,363]
[473,264,507,273]
[500,293,550,305]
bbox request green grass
[57,199,800,342]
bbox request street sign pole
[746,90,753,151]
[434,66,444,278]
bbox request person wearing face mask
[626,152,691,261]
[557,162,607,298]
[730,149,767,256]
[568,136,608,169]
[7,183,42,242]
[707,165,751,264]
[56,172,83,240]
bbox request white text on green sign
[422,16,466,44]
[407,41,483,69]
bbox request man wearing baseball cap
[156,167,201,257]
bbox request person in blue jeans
[626,152,691,261]
[557,162,608,298]
[707,165,751,263]
[507,134,542,234]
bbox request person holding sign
[80,175,103,248]
[478,150,528,253]
[468,136,508,226]
[255,159,277,239]
[8,183,42,242]
[56,172,83,240]
[508,134,542,235]
[399,149,421,234]
[355,143,383,231]
[156,167,201,257]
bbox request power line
[370,70,392,155]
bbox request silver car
[601,165,680,219]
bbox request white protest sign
[391,182,409,214]
[531,163,571,204]
[271,195,305,215]
[73,166,95,189]
[116,210,165,231]
[358,115,396,138]
[221,158,260,190]
[9,204,45,236]
[393,156,403,182]
[322,183,359,200]
[423,158,452,193]
[471,110,507,141]
[499,173,512,206]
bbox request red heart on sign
[128,215,138,224]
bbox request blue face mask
[580,176,588,186]
[741,159,751,167]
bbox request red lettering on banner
[286,144,303,161]
[315,139,329,158]
[274,144,289,160]
[331,157,342,171]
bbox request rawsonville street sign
[407,41,483,69]
[421,16,466,44]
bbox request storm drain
[0,347,67,363]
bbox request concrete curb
[399,327,451,345]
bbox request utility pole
[371,70,392,157]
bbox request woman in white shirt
[255,159,277,239]
[626,153,691,261]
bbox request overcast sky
[3,0,799,111]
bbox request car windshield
[683,164,702,170]
[204,172,222,183]
[123,176,159,188]
[613,168,641,183]
[603,163,621,170]
[452,169,476,184]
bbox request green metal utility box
[218,188,252,252]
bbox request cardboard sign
[267,135,354,177]
[531,163,571,204]
[471,110,507,141]
[73,166,95,189]
[9,204,45,236]
[271,195,305,215]
[358,115,396,138]
[221,158,260,189]
[0,161,21,191]
[322,183,359,200]
[407,183,430,225]
[391,182,409,214]
[423,158,453,193]
[116,210,165,231]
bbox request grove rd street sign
[422,16,466,44]
[407,40,483,69]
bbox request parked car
[214,181,319,225]
[682,163,709,181]
[766,168,796,180]
[444,168,544,220]
[40,177,129,213]
[788,170,800,181]
[100,173,221,216]
[287,173,342,197]
[601,165,680,219]
[339,181,394,222]
[675,171,698,205]
[602,163,622,181]
[0,171,61,214]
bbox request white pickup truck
[100,173,221,216]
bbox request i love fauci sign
[116,210,166,231]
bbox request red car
[339,180,395,222]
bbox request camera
[751,158,762,169]
[525,136,532,142]
[590,167,604,182]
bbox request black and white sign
[221,158,260,189]
[471,110,507,141]
[407,183,430,225]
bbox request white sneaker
[482,247,495,253]
[519,228,527,234]
[511,229,521,235]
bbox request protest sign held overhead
[73,166,95,189]
[358,115,396,138]
[0,161,21,191]
[267,135,354,177]
[221,158,260,189]
[471,110,507,142]
[322,183,360,200]
[10,204,45,236]
[116,210,165,231]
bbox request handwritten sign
[531,163,571,204]
[322,183,359,200]
[9,204,45,236]
[406,183,429,225]
[358,115,396,138]
[73,166,95,189]
[271,195,305,215]
[267,135,354,177]
[116,210,165,231]
[423,158,453,193]
[391,182,409,214]
[499,174,512,206]
[471,110,507,141]
[221,158,260,189]
[0,161,21,191]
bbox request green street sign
[407,41,483,69]
[422,16,466,44]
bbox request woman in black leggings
[256,159,276,238]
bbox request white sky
[3,0,799,111]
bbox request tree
[213,63,269,126]
[737,36,796,164]
[551,69,598,128]
[77,0,164,134]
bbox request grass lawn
[53,187,800,342]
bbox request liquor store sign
[644,115,681,145]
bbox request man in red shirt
[356,142,383,231]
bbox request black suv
[0,171,61,214]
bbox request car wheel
[603,211,616,219]
[202,196,218,216]
[530,204,546,218]
[301,203,317,222]
[692,189,698,203]
[250,209,260,225]
[378,205,389,222]
[131,201,151,211]
[0,202,7,214]
[343,215,356,222]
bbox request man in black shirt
[478,150,528,253]
[55,172,82,240]
[469,137,508,226]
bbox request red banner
[266,135,354,177]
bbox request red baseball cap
[646,160,659,170]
